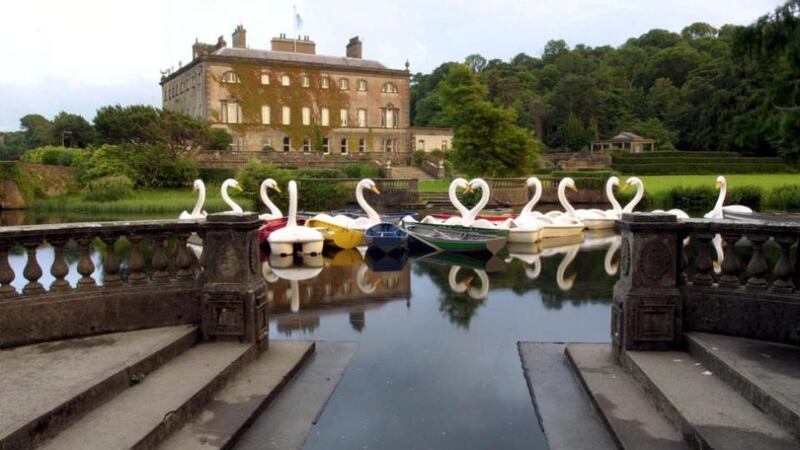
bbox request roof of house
[611,132,649,141]
[212,47,390,71]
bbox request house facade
[161,26,440,166]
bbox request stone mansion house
[160,26,451,167]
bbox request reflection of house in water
[268,263,411,330]
[275,315,321,336]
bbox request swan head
[624,177,643,189]
[262,178,281,193]
[607,176,620,187]
[561,177,578,192]
[526,177,542,188]
[223,178,243,192]
[451,178,470,192]
[359,178,380,195]
[466,178,488,194]
[192,179,204,192]
[715,175,726,190]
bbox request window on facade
[321,108,330,126]
[338,78,349,90]
[321,76,330,89]
[283,136,291,152]
[358,138,366,152]
[222,71,241,83]
[322,137,330,153]
[381,82,399,93]
[302,138,311,153]
[340,138,348,154]
[357,109,367,127]
[262,136,273,152]
[301,75,310,87]
[381,106,398,128]
[282,106,291,125]
[221,100,242,124]
[357,80,367,91]
[230,136,245,152]
[261,105,271,125]
[302,107,311,126]
[261,73,270,85]
[417,139,425,151]
[340,109,348,127]
[280,74,290,86]
[382,138,397,152]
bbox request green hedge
[666,185,763,210]
[198,168,235,184]
[764,185,800,211]
[83,175,135,202]
[611,151,740,159]
[613,162,793,175]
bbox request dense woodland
[410,1,800,161]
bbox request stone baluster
[151,235,170,283]
[21,241,44,295]
[692,232,715,286]
[48,237,71,291]
[745,234,769,290]
[76,236,96,288]
[101,236,121,286]
[771,235,796,292]
[0,243,17,298]
[175,234,195,281]
[718,233,742,288]
[677,231,689,286]
[127,235,147,283]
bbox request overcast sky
[0,0,784,131]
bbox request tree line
[411,0,799,164]
[0,105,231,160]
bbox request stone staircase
[389,165,436,181]
[0,326,314,450]
[561,333,800,449]
[419,191,451,208]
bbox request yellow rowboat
[540,233,585,249]
[539,223,584,240]
[305,219,365,249]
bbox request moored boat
[365,222,408,253]
[403,223,507,255]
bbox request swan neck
[623,183,644,213]
[606,179,622,212]
[261,182,283,218]
[558,181,575,214]
[521,178,542,216]
[357,181,381,224]
[465,179,490,223]
[221,182,243,213]
[288,181,298,227]
[449,179,469,217]
[714,181,726,213]
[192,182,206,216]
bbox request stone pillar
[201,213,269,349]
[612,213,683,358]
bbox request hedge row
[610,151,740,159]
[612,162,794,175]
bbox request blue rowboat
[365,222,408,253]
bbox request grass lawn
[30,184,252,215]
[419,180,451,192]
[636,174,799,197]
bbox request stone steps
[159,341,314,450]
[623,349,799,449]
[0,325,198,450]
[565,344,688,450]
[685,332,800,440]
[37,340,259,450]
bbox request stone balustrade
[0,214,268,349]
[613,213,800,358]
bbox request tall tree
[19,114,54,149]
[51,112,95,148]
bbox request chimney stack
[346,36,362,58]
[232,24,247,48]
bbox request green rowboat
[403,223,507,255]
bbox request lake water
[263,234,618,450]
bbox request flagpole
[293,4,297,53]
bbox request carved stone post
[200,213,268,349]
[613,213,683,358]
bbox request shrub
[76,143,198,189]
[21,146,89,167]
[297,180,349,211]
[765,185,800,211]
[727,186,763,210]
[238,161,292,210]
[667,186,718,210]
[295,168,343,179]
[413,150,424,166]
[343,163,380,179]
[198,168,235,184]
[82,175,134,202]
[208,128,232,150]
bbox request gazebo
[592,132,655,153]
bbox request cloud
[0,0,784,130]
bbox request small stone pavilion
[592,132,655,153]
